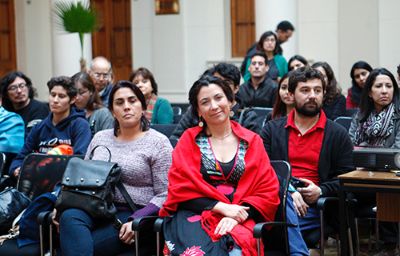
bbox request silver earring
[229,110,234,118]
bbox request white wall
[15,0,92,101]
[338,0,379,91]
[132,0,228,102]
[378,0,400,76]
[15,0,53,101]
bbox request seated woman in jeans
[57,81,172,255]
[160,75,280,255]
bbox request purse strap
[89,145,112,162]
[116,181,137,212]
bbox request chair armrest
[131,216,159,231]
[37,210,54,226]
[316,196,338,210]
[253,221,297,238]
[154,216,172,232]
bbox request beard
[295,101,321,117]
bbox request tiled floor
[318,238,399,256]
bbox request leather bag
[0,187,31,234]
[55,146,122,220]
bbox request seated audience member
[312,62,346,120]
[130,67,173,124]
[57,81,172,256]
[0,89,24,154]
[346,61,373,110]
[242,31,288,82]
[8,76,91,177]
[288,55,308,71]
[88,56,113,107]
[261,67,354,246]
[170,63,259,141]
[0,71,49,134]
[238,52,278,108]
[349,68,400,148]
[267,72,294,122]
[72,72,113,135]
[160,75,280,255]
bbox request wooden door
[231,0,255,57]
[91,0,132,81]
[0,0,16,77]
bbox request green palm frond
[54,1,98,57]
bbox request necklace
[211,130,232,140]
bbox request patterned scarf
[144,94,158,123]
[355,103,395,147]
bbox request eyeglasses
[93,72,111,79]
[8,83,27,92]
[78,89,90,96]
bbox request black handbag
[0,187,31,234]
[55,146,135,220]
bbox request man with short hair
[261,67,354,247]
[89,56,113,106]
[275,20,295,55]
[0,71,49,134]
[237,51,277,108]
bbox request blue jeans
[286,194,312,256]
[59,209,134,256]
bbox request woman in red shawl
[160,75,280,256]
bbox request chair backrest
[346,108,359,117]
[17,153,83,200]
[334,116,352,131]
[172,106,183,124]
[263,160,291,254]
[239,107,272,130]
[0,153,5,177]
[171,103,190,114]
[151,124,178,138]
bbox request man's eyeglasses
[93,72,111,79]
[8,83,27,92]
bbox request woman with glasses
[242,31,288,82]
[129,67,173,124]
[72,72,113,136]
[0,71,49,134]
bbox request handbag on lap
[0,188,31,234]
[55,145,136,220]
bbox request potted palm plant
[54,0,99,71]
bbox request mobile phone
[291,177,307,188]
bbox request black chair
[172,106,183,124]
[346,108,359,117]
[0,152,18,190]
[171,103,190,114]
[334,116,352,131]
[239,107,272,130]
[254,160,295,255]
[150,124,177,138]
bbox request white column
[255,0,297,59]
[50,0,92,76]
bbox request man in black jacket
[261,67,354,245]
[170,63,259,141]
[237,52,277,108]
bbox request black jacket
[170,103,260,141]
[237,78,277,108]
[260,115,354,196]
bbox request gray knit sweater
[85,128,172,210]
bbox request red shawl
[160,121,280,256]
